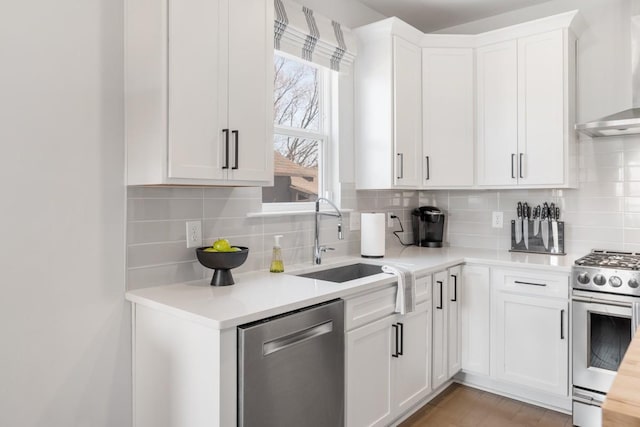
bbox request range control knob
[609,276,623,288]
[577,272,591,284]
[593,274,607,286]
[629,278,640,289]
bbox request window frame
[262,52,335,213]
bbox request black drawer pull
[436,281,443,309]
[514,280,547,287]
[397,322,404,356]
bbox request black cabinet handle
[514,280,547,287]
[232,130,239,170]
[511,153,515,178]
[560,309,565,340]
[451,274,457,302]
[391,324,399,357]
[519,153,524,178]
[222,129,229,169]
[425,156,430,180]
[436,281,443,309]
[397,322,404,356]
[397,153,404,179]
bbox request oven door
[572,292,639,393]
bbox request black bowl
[196,246,249,286]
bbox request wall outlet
[387,212,395,228]
[492,211,504,229]
[186,220,202,248]
[350,212,361,231]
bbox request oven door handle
[573,392,604,407]
[572,296,633,308]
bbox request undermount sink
[296,263,383,283]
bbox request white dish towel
[382,264,416,315]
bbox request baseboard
[389,380,455,426]
[455,371,572,414]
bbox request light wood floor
[400,384,572,427]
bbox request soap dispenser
[270,235,284,273]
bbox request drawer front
[345,286,397,331]
[492,267,569,298]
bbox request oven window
[589,312,632,371]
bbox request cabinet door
[422,48,474,187]
[346,315,395,427]
[517,30,565,186]
[227,0,272,183]
[167,0,227,180]
[432,270,449,389]
[394,302,432,414]
[493,292,569,396]
[447,265,462,377]
[393,36,422,188]
[461,265,491,376]
[476,40,518,186]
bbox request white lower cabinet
[432,266,462,390]
[346,314,395,427]
[460,265,491,376]
[493,292,569,396]
[447,266,462,377]
[346,278,432,427]
[491,268,570,397]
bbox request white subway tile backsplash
[128,198,203,221]
[126,135,640,288]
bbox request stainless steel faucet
[314,197,343,264]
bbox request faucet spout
[314,197,344,264]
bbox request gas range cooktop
[572,250,640,296]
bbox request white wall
[0,1,129,426]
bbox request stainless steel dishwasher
[238,299,344,427]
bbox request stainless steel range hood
[575,12,640,138]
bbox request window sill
[247,208,354,218]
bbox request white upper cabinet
[422,48,474,187]
[393,37,423,188]
[476,40,519,186]
[126,0,273,186]
[477,28,577,188]
[355,11,581,190]
[517,30,567,186]
[354,21,423,190]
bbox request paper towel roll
[361,213,385,258]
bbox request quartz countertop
[125,246,577,330]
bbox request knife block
[509,220,565,255]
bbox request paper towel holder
[361,212,385,258]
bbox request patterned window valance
[274,0,357,71]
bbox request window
[262,53,333,211]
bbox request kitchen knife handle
[436,281,443,309]
[450,274,457,302]
[397,322,404,356]
[222,129,230,169]
[511,154,516,179]
[425,156,430,180]
[519,153,524,178]
[232,130,239,169]
[392,324,399,357]
[560,309,565,340]
[397,153,404,179]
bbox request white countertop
[125,246,577,330]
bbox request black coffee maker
[412,206,445,247]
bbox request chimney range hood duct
[575,13,640,137]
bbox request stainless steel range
[572,250,640,427]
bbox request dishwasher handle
[263,320,333,356]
